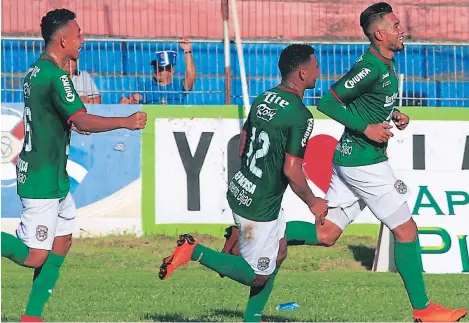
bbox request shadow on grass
[142,308,296,322]
[142,312,208,322]
[348,244,376,270]
[215,308,297,322]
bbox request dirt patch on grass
[317,258,367,272]
[75,234,223,249]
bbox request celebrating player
[1,9,147,322]
[158,44,328,322]
[221,2,467,322]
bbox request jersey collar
[277,83,300,96]
[368,44,394,67]
[40,52,60,67]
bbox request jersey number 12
[245,126,270,178]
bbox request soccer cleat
[413,302,467,322]
[158,234,197,280]
[20,315,44,322]
[219,226,240,278]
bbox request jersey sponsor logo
[256,104,277,122]
[344,68,371,89]
[28,66,41,79]
[257,257,271,271]
[382,72,389,79]
[263,91,289,108]
[35,225,48,241]
[301,118,314,147]
[23,83,31,98]
[384,92,399,108]
[394,179,408,194]
[336,142,353,156]
[382,80,391,88]
[60,75,76,102]
[335,133,353,156]
[234,171,257,194]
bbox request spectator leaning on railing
[64,59,101,104]
[120,39,196,105]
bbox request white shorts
[16,193,77,250]
[325,161,411,231]
[233,209,286,276]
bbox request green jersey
[227,84,314,222]
[17,53,86,199]
[330,45,399,167]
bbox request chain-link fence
[2,0,469,107]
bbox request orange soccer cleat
[413,302,467,322]
[158,234,197,280]
[20,315,44,322]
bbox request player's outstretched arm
[283,155,328,225]
[71,111,147,133]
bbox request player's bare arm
[392,110,409,130]
[71,111,147,133]
[283,154,328,225]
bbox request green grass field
[2,225,468,322]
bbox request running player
[221,3,467,322]
[158,44,328,322]
[1,9,147,322]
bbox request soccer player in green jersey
[158,44,328,322]
[221,2,467,322]
[1,9,147,322]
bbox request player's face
[63,20,84,61]
[303,54,320,89]
[381,13,405,52]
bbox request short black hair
[360,2,393,38]
[41,9,76,45]
[278,44,315,79]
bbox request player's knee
[317,227,340,247]
[24,249,49,268]
[392,218,417,243]
[251,274,271,287]
[318,234,338,247]
[52,234,73,256]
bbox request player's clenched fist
[364,123,393,143]
[309,197,329,226]
[126,111,147,130]
[392,111,409,130]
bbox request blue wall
[1,104,142,218]
[2,40,469,107]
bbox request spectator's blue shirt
[142,77,187,104]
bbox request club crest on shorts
[394,179,407,194]
[257,257,271,271]
[36,225,48,241]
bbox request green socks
[286,221,318,246]
[394,238,429,310]
[244,268,279,322]
[24,252,66,317]
[1,231,29,266]
[191,244,255,285]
